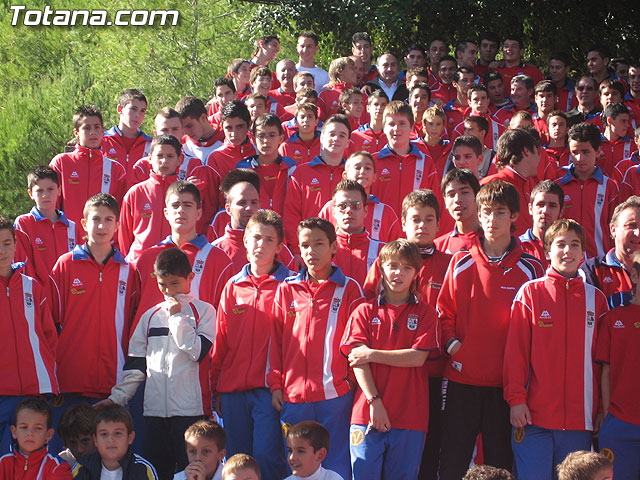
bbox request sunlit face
[298,227,336,273]
[342,94,364,118]
[29,178,61,214]
[438,60,457,85]
[81,206,118,247]
[381,256,417,295]
[254,124,283,158]
[469,90,490,115]
[402,205,439,247]
[424,115,445,138]
[352,40,373,64]
[164,192,201,233]
[94,421,134,468]
[287,437,324,478]
[0,229,16,272]
[377,54,399,84]
[452,145,483,175]
[568,139,597,178]
[384,113,412,147]
[246,98,267,121]
[244,223,282,269]
[296,109,319,134]
[251,75,272,96]
[297,36,318,63]
[223,116,249,146]
[215,85,236,107]
[455,72,476,94]
[600,86,623,109]
[11,409,53,456]
[510,81,532,108]
[529,191,562,234]
[154,115,183,139]
[185,435,225,480]
[150,144,180,176]
[502,39,522,63]
[295,75,315,91]
[333,189,367,234]
[367,97,388,122]
[118,99,147,131]
[458,42,478,68]
[320,121,350,157]
[75,115,103,149]
[628,66,640,94]
[547,230,584,277]
[155,272,193,298]
[611,207,640,258]
[535,90,556,113]
[607,112,630,137]
[576,78,597,106]
[409,88,430,115]
[339,62,359,86]
[444,180,477,222]
[276,60,296,87]
[262,39,280,62]
[479,203,517,241]
[225,182,260,230]
[548,115,567,141]
[344,155,376,189]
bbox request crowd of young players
[2,28,640,480]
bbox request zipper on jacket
[99,272,102,282]
[563,278,569,428]
[24,456,28,471]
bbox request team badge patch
[586,310,595,328]
[350,429,364,446]
[24,292,33,308]
[415,169,423,182]
[372,219,381,232]
[118,280,127,296]
[281,422,292,438]
[513,427,525,443]
[407,314,418,331]
[596,193,604,207]
[331,297,341,313]
[103,174,111,185]
[600,448,614,462]
[193,259,204,274]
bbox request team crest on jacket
[331,297,341,313]
[68,238,76,250]
[118,280,127,296]
[103,173,110,185]
[24,292,33,308]
[596,193,604,207]
[586,310,595,328]
[407,314,418,331]
[193,259,204,274]
[415,169,423,182]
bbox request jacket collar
[286,266,346,287]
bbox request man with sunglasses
[567,76,601,127]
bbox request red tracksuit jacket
[129,151,202,187]
[102,126,152,185]
[283,156,346,253]
[182,134,224,166]
[557,166,619,258]
[0,265,58,396]
[371,143,440,217]
[50,144,127,229]
[278,132,322,165]
[268,267,364,403]
[118,172,178,263]
[211,262,294,394]
[333,230,385,287]
[437,238,544,387]
[0,446,71,480]
[207,139,257,180]
[504,269,608,431]
[236,155,298,215]
[350,124,388,155]
[14,208,77,275]
[50,245,140,396]
[518,229,548,269]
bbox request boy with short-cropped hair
[237,113,297,215]
[600,102,637,176]
[319,151,400,242]
[438,181,544,480]
[118,134,183,263]
[211,210,292,479]
[269,218,364,479]
[175,420,226,480]
[532,80,558,144]
[596,248,640,479]
[545,110,571,170]
[435,168,482,254]
[207,77,237,127]
[50,105,127,229]
[342,239,439,479]
[72,405,157,480]
[249,67,291,121]
[372,101,439,217]
[481,128,541,236]
[557,122,619,258]
[176,96,224,165]
[0,217,58,454]
[15,166,78,274]
[245,94,268,132]
[0,398,71,478]
[49,193,139,417]
[285,421,341,480]
[57,403,97,464]
[207,100,257,180]
[330,179,385,287]
[338,87,366,131]
[350,90,389,154]
[279,102,322,164]
[408,82,432,138]
[519,180,564,268]
[557,451,612,480]
[504,219,608,480]
[451,135,486,179]
[102,88,152,179]
[99,248,215,479]
[419,105,452,177]
[221,454,261,480]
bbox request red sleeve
[210,282,231,393]
[503,288,533,407]
[124,268,142,343]
[340,302,372,356]
[283,176,303,254]
[50,459,72,480]
[595,311,612,364]
[212,260,233,309]
[436,253,461,348]
[35,279,58,356]
[117,193,134,257]
[267,284,285,392]
[413,303,440,353]
[362,259,382,300]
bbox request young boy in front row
[596,248,640,479]
[211,210,292,480]
[341,239,440,479]
[72,404,157,479]
[98,248,215,479]
[174,420,226,480]
[57,404,97,465]
[285,421,342,480]
[15,166,78,275]
[0,398,71,478]
[438,181,544,480]
[504,219,609,480]
[557,451,613,480]
[221,454,261,480]
[268,218,365,480]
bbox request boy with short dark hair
[207,77,237,127]
[15,166,77,274]
[557,122,619,258]
[532,80,558,144]
[438,181,544,480]
[296,31,329,92]
[338,87,366,131]
[372,101,439,217]
[599,102,637,176]
[350,90,389,154]
[435,168,482,254]
[175,420,226,480]
[519,180,564,268]
[268,217,364,479]
[342,239,439,478]
[279,102,322,164]
[249,67,292,121]
[211,210,292,479]
[176,96,224,164]
[237,113,297,215]
[57,403,97,465]
[285,420,341,480]
[49,193,139,427]
[596,248,640,480]
[495,37,543,96]
[118,134,183,263]
[50,105,127,229]
[505,219,607,480]
[545,110,571,170]
[102,88,152,180]
[319,151,400,242]
[221,454,261,480]
[0,398,71,478]
[451,135,486,179]
[71,405,157,479]
[99,247,215,479]
[420,105,452,177]
[408,82,432,138]
[557,451,612,480]
[245,94,268,132]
